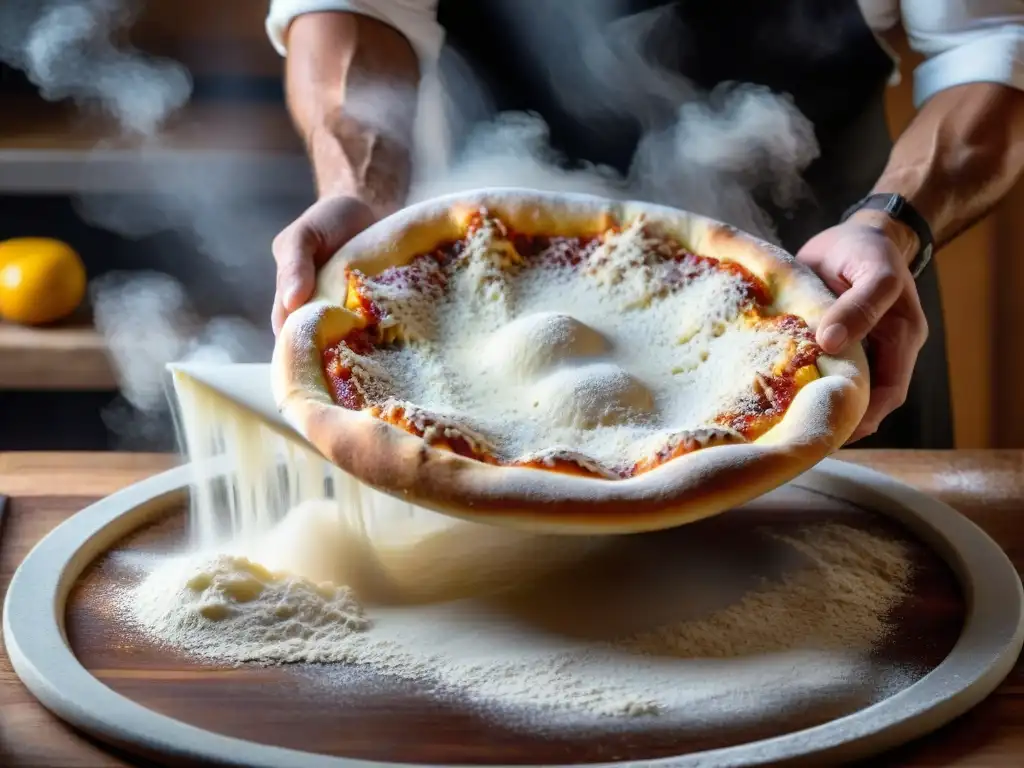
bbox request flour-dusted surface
[344,213,819,475]
[152,372,915,734]
[132,553,369,664]
[306,522,913,728]
[127,516,914,728]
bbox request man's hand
[796,220,928,443]
[272,12,420,334]
[271,195,377,335]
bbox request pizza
[272,189,869,533]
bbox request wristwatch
[840,193,934,280]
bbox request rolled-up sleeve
[265,0,443,64]
[900,1,1024,107]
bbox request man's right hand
[271,195,378,335]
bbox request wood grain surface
[0,97,303,154]
[1,450,1023,767]
[63,484,963,765]
[0,317,117,392]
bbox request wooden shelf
[0,0,317,198]
[0,318,118,391]
[0,97,314,195]
[0,97,303,153]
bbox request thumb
[816,267,902,354]
[273,225,319,312]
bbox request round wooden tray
[3,459,1023,767]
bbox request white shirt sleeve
[265,1,1024,111]
[265,0,442,64]
[896,0,1024,107]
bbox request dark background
[0,47,310,451]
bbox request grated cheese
[342,213,807,473]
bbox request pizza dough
[271,188,869,533]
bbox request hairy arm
[283,11,422,216]
[799,10,1024,438]
[853,81,1024,261]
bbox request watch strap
[841,193,934,279]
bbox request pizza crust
[272,188,870,534]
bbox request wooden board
[4,459,1024,767]
[0,97,313,195]
[0,318,117,391]
[0,97,302,154]
[0,452,176,497]
[68,489,964,764]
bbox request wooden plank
[0,148,313,196]
[0,320,118,391]
[0,97,302,153]
[0,497,141,768]
[0,450,1020,768]
[0,97,313,195]
[993,180,1024,448]
[0,453,175,497]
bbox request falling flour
[152,320,916,734]
[128,515,914,728]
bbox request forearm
[861,82,1024,260]
[283,11,420,216]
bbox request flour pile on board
[130,513,914,723]
[313,521,912,723]
[148,373,915,725]
[133,553,369,663]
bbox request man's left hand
[796,220,928,443]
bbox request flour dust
[121,490,915,732]
[125,375,919,730]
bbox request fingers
[271,294,288,336]
[272,223,320,315]
[270,196,378,334]
[799,224,928,444]
[848,380,908,445]
[816,265,902,355]
[847,298,929,444]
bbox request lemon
[0,237,87,326]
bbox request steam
[0,0,191,135]
[411,2,820,245]
[630,85,819,241]
[411,112,628,203]
[90,272,271,449]
[1,0,283,448]
[2,0,822,448]
[90,272,270,414]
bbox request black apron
[435,0,953,449]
